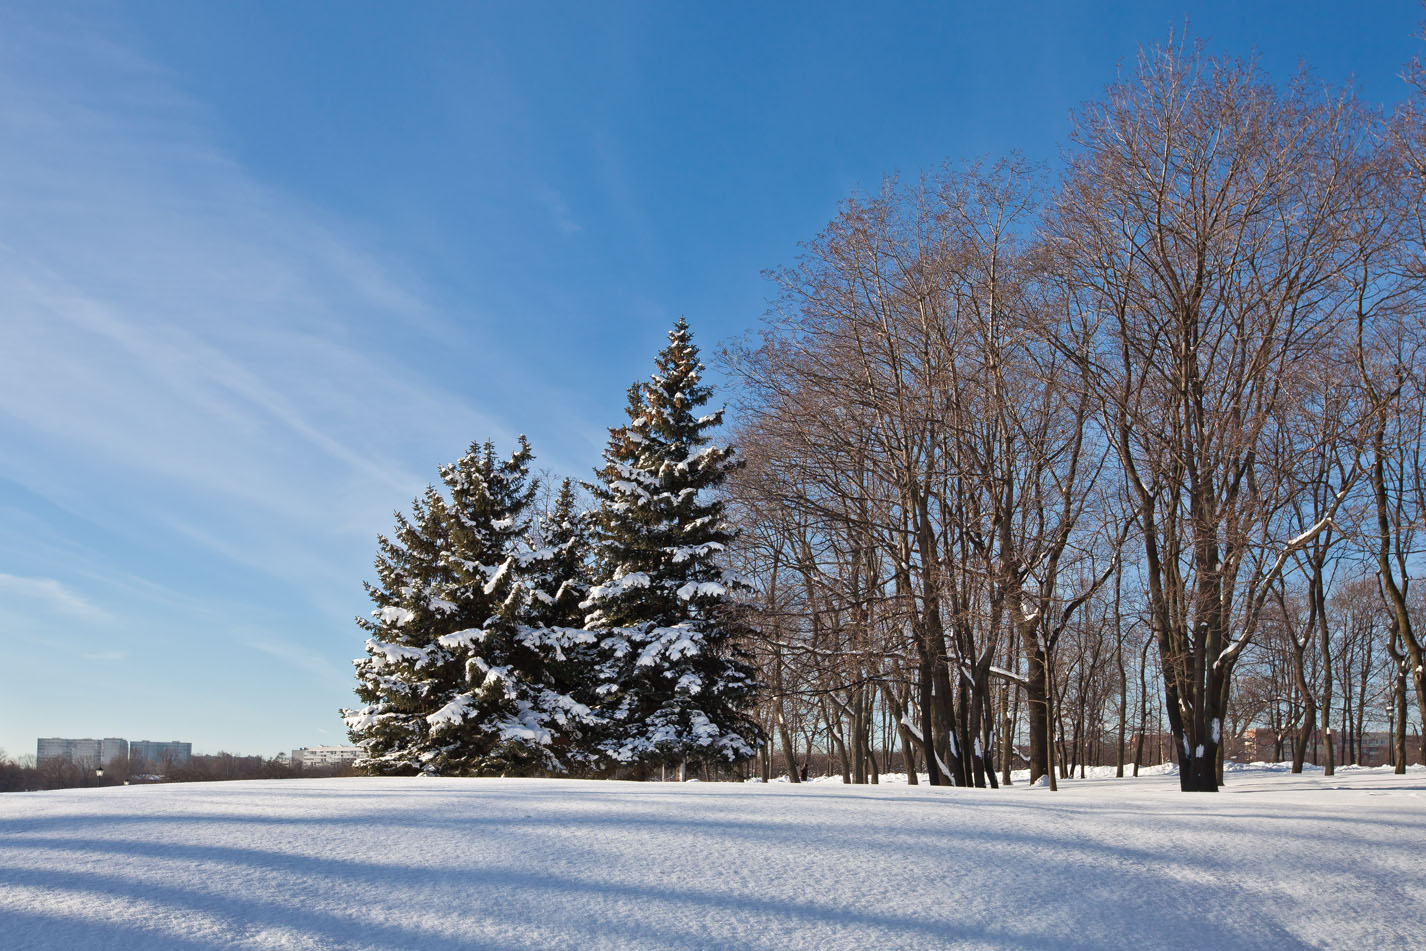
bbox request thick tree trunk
[1215,674,1232,787]
[1389,640,1408,775]
[1022,642,1051,784]
[1290,645,1315,775]
[1116,648,1128,778]
[1134,638,1150,777]
[850,689,867,785]
[885,683,918,785]
[774,701,799,783]
[900,728,918,783]
[917,651,942,785]
[1179,742,1220,792]
[964,664,994,789]
[1000,643,1017,786]
[1306,570,1336,777]
[979,681,999,789]
[930,637,965,785]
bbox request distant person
[799,762,808,782]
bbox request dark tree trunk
[1022,641,1051,784]
[1134,637,1150,777]
[930,636,965,785]
[775,701,799,783]
[917,650,942,785]
[1290,643,1315,775]
[1116,630,1128,778]
[886,683,919,785]
[1389,637,1408,775]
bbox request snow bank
[1,766,1422,949]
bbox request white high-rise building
[36,737,192,767]
[129,740,192,766]
[36,737,129,766]
[291,746,361,769]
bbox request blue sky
[2,1,1421,759]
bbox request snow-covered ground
[2,765,1422,950]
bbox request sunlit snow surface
[2,765,1423,950]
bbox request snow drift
[1,765,1422,950]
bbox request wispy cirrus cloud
[0,573,107,619]
[0,18,512,598]
[0,14,541,753]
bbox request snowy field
[2,765,1423,950]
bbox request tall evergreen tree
[343,486,456,774]
[423,440,602,775]
[347,438,599,775]
[511,477,602,770]
[584,318,760,771]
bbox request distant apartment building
[291,746,361,769]
[36,737,129,766]
[37,737,192,767]
[1242,726,1420,767]
[130,740,192,766]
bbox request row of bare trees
[722,36,1426,792]
[1233,574,1419,771]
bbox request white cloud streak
[0,573,108,619]
[0,14,594,757]
[0,19,512,599]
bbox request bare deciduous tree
[1052,39,1371,790]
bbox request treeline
[721,36,1426,792]
[0,752,351,793]
[344,34,1425,794]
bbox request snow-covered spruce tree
[584,318,760,774]
[345,439,598,776]
[423,439,600,775]
[495,476,602,772]
[343,486,457,774]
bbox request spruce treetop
[583,317,759,768]
[586,318,743,629]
